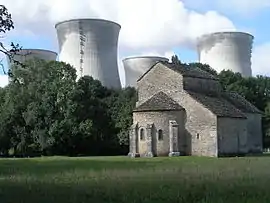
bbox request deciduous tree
[0,4,23,78]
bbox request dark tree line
[0,59,137,157]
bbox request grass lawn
[0,156,270,203]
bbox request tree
[0,59,77,156]
[0,81,33,156]
[264,102,270,138]
[0,5,23,78]
[0,57,137,157]
[189,62,218,76]
[219,70,270,111]
[171,55,181,65]
[0,5,14,33]
[106,87,137,154]
[62,76,118,156]
[23,60,77,155]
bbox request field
[0,156,270,203]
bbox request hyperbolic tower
[55,19,121,89]
[7,49,57,69]
[123,56,169,87]
[197,32,254,77]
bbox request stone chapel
[128,61,263,157]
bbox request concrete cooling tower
[55,19,121,89]
[7,49,57,69]
[123,56,169,87]
[197,32,254,77]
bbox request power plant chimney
[197,32,254,77]
[7,49,57,69]
[55,19,121,89]
[123,56,169,88]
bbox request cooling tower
[7,49,57,69]
[55,19,121,89]
[123,56,169,87]
[197,32,254,77]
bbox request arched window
[158,129,163,141]
[140,128,145,141]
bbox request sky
[0,0,269,87]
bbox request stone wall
[137,63,184,107]
[183,76,221,94]
[182,94,218,157]
[217,117,247,156]
[133,110,185,156]
[137,63,218,157]
[246,113,263,153]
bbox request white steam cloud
[2,0,236,51]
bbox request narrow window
[196,133,200,140]
[140,128,145,140]
[158,129,163,141]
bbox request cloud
[252,43,270,76]
[2,0,236,52]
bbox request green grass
[0,156,270,203]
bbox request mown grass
[0,156,270,203]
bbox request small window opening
[196,133,200,139]
[158,129,163,141]
[140,128,145,140]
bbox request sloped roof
[187,91,247,118]
[223,92,262,114]
[134,92,184,112]
[164,62,219,80]
[137,61,219,82]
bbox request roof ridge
[137,62,219,83]
[136,61,161,82]
[134,91,184,112]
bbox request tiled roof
[223,92,262,114]
[137,62,219,82]
[134,92,184,112]
[186,91,247,118]
[163,62,219,81]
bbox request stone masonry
[128,62,263,157]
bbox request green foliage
[189,62,218,76]
[107,87,137,147]
[171,55,181,65]
[0,4,24,77]
[0,59,136,157]
[0,5,14,33]
[263,102,270,139]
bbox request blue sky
[1,0,269,87]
